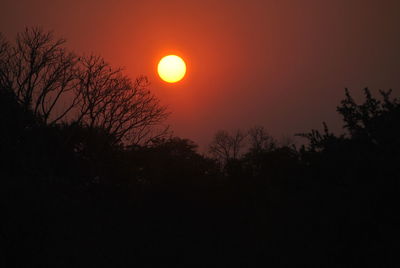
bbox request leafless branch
[0,28,169,145]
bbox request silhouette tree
[74,55,169,145]
[0,27,169,145]
[139,137,219,184]
[3,26,400,267]
[247,125,275,154]
[0,27,79,124]
[208,129,247,166]
[338,88,400,146]
[296,88,400,266]
[298,88,400,154]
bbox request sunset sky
[1,0,400,149]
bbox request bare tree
[74,55,169,144]
[0,28,169,145]
[0,34,10,90]
[0,27,79,124]
[231,129,247,159]
[209,130,231,163]
[208,129,247,164]
[248,126,276,153]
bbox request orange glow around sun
[157,55,186,83]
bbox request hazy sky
[1,0,400,149]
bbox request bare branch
[1,28,169,145]
[2,27,78,123]
[209,129,247,165]
[74,56,169,145]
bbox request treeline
[1,29,400,267]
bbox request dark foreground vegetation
[1,29,400,267]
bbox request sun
[157,55,186,83]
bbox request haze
[2,0,399,149]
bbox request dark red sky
[2,0,400,149]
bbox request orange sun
[157,55,186,83]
